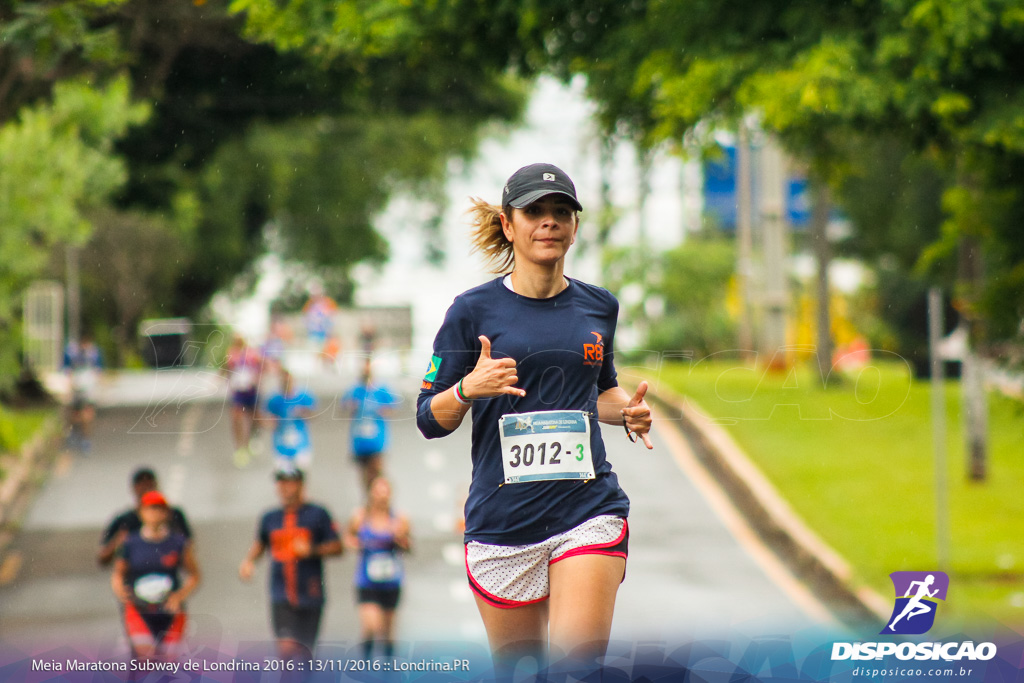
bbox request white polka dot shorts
[465,515,628,608]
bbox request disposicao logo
[882,571,949,635]
[831,570,997,663]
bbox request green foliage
[0,76,148,254]
[604,238,737,355]
[77,206,195,366]
[100,0,528,321]
[0,407,18,454]
[0,0,527,374]
[0,0,130,124]
[547,0,1024,353]
[0,75,148,388]
[651,239,737,355]
[193,108,492,307]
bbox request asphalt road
[0,364,830,660]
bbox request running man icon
[882,571,949,635]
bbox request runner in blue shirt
[63,334,103,453]
[265,370,317,470]
[341,358,398,491]
[416,163,653,672]
[238,468,343,661]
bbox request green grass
[646,359,1024,630]
[0,407,55,455]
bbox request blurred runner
[238,468,343,661]
[223,334,264,468]
[322,334,342,372]
[111,490,200,661]
[344,476,411,659]
[341,358,398,491]
[98,467,193,567]
[358,321,377,355]
[303,288,338,353]
[62,334,103,453]
[265,369,317,471]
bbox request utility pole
[736,124,755,360]
[958,234,988,481]
[65,245,81,345]
[759,136,789,369]
[928,288,951,570]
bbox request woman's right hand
[460,336,526,399]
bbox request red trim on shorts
[162,613,186,644]
[549,518,629,566]
[123,603,154,646]
[464,545,549,610]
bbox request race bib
[134,574,173,604]
[498,410,595,485]
[366,553,399,582]
[354,417,380,440]
[230,366,257,391]
[72,368,98,394]
[280,424,303,449]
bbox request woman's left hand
[622,381,654,449]
[165,593,184,614]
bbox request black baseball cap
[502,163,583,212]
[274,467,304,482]
[131,467,157,485]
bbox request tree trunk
[597,137,614,247]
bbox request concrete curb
[0,416,63,567]
[640,381,891,627]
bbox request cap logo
[543,173,556,181]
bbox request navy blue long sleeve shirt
[417,277,630,545]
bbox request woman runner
[344,476,411,659]
[111,490,200,660]
[416,163,653,671]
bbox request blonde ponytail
[467,197,514,273]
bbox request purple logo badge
[881,571,949,635]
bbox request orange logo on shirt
[583,331,604,366]
[270,527,313,562]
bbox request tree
[0,75,148,387]
[584,0,1024,479]
[0,0,128,122]
[3,0,528,370]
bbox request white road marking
[176,403,204,458]
[165,463,187,504]
[424,449,445,471]
[449,579,472,604]
[428,481,450,501]
[442,543,464,567]
[433,513,456,533]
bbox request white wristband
[453,378,472,405]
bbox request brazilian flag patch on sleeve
[421,355,442,389]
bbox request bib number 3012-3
[498,410,595,484]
